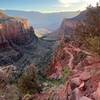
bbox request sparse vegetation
[75,4,100,55]
[39,67,70,88]
[86,36,100,55]
[18,64,41,94]
[48,68,70,86]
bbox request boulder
[71,77,81,86]
[70,88,81,100]
[70,77,81,90]
[80,71,91,81]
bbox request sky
[0,0,99,13]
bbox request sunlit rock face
[0,17,37,45]
[0,12,38,69]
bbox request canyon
[0,12,55,77]
[0,6,100,100]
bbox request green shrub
[39,67,70,87]
[18,64,41,94]
[86,36,100,55]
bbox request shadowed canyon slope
[0,12,55,74]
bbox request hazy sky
[0,0,99,13]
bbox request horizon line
[0,8,84,14]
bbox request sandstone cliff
[45,11,86,40]
[0,12,38,70]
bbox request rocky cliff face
[0,12,55,78]
[0,12,38,70]
[57,11,86,38]
[45,11,86,40]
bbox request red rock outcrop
[48,40,100,100]
[29,39,100,100]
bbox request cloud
[58,0,83,8]
[83,0,99,6]
[59,0,81,4]
[58,0,99,10]
[59,0,99,5]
